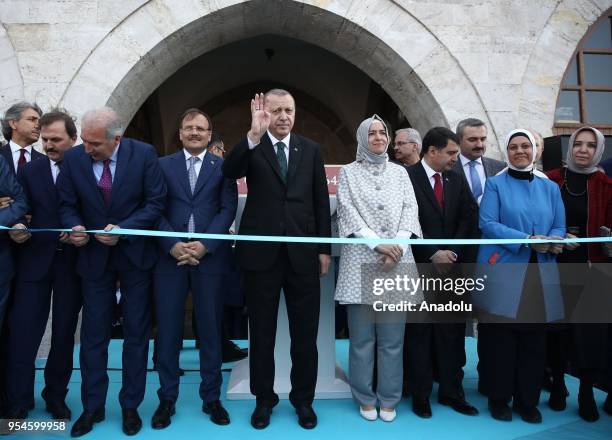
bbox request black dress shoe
[222,340,248,363]
[152,400,175,429]
[295,404,317,429]
[412,397,432,418]
[512,403,542,424]
[578,390,599,422]
[488,400,512,421]
[70,409,105,437]
[42,388,72,419]
[250,404,272,429]
[548,389,567,411]
[202,400,230,425]
[122,409,142,436]
[604,394,612,416]
[438,395,479,416]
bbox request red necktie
[17,148,27,171]
[97,160,112,205]
[433,172,444,209]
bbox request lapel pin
[293,147,298,151]
[210,160,215,165]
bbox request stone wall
[1,0,610,155]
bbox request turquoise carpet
[24,339,611,439]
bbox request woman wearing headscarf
[546,126,612,421]
[335,115,422,422]
[474,129,566,424]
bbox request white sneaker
[359,406,378,421]
[379,408,397,422]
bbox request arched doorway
[124,34,407,163]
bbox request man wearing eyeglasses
[152,108,237,429]
[392,128,422,169]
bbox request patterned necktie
[187,156,200,233]
[468,160,483,199]
[17,148,27,171]
[98,159,112,205]
[275,141,288,182]
[433,172,444,209]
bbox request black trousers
[244,246,320,407]
[481,324,546,407]
[405,322,466,399]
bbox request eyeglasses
[213,145,226,154]
[181,126,211,133]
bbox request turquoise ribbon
[1,225,611,245]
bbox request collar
[183,149,207,162]
[9,140,32,153]
[267,131,290,148]
[460,154,482,167]
[96,141,120,163]
[420,158,441,180]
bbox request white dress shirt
[92,143,119,183]
[50,159,61,184]
[421,158,443,190]
[184,149,206,178]
[248,131,291,163]
[9,140,33,172]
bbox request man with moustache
[57,107,166,437]
[392,128,422,169]
[406,127,478,419]
[152,109,237,429]
[223,89,331,430]
[5,110,81,421]
[1,102,45,174]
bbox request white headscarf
[502,129,537,172]
[566,126,606,175]
[356,114,389,164]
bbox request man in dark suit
[406,127,479,419]
[4,110,81,422]
[57,107,166,437]
[152,109,237,429]
[0,155,27,340]
[222,90,331,430]
[1,102,44,174]
[452,118,505,396]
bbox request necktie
[53,161,61,184]
[187,156,200,233]
[97,159,112,205]
[17,148,27,171]
[275,142,288,182]
[433,172,444,209]
[468,160,483,199]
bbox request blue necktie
[468,160,482,200]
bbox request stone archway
[59,0,493,150]
[0,23,24,108]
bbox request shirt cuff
[395,229,413,255]
[354,227,379,251]
[247,137,260,150]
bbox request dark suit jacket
[0,143,45,175]
[14,157,77,282]
[155,150,238,275]
[0,155,28,282]
[222,132,331,274]
[452,156,505,262]
[57,138,167,279]
[407,161,474,263]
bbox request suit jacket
[0,155,28,282]
[222,132,331,274]
[452,156,505,262]
[0,143,45,175]
[407,161,474,263]
[57,138,167,279]
[474,173,566,321]
[155,150,238,275]
[14,157,77,281]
